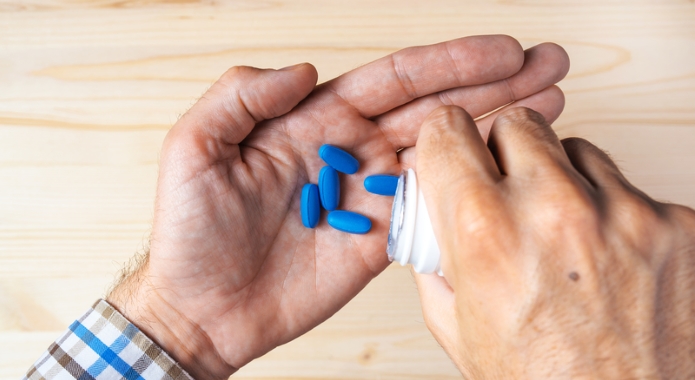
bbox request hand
[414,106,695,379]
[106,36,569,380]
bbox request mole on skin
[569,272,580,281]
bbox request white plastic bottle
[387,169,442,275]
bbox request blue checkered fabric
[22,300,193,380]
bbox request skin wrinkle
[271,237,301,338]
[357,234,387,277]
[502,77,517,103]
[153,290,233,379]
[217,89,256,143]
[390,51,420,101]
[112,265,236,377]
[266,124,306,186]
[245,145,290,194]
[159,150,207,194]
[376,115,406,151]
[229,70,267,123]
[211,183,251,270]
[437,87,457,108]
[443,40,467,89]
[228,171,263,240]
[244,120,294,156]
[346,231,381,281]
[293,92,343,133]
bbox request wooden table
[1,1,694,378]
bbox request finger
[170,63,318,146]
[376,43,570,149]
[416,106,502,277]
[562,137,628,189]
[487,107,571,177]
[322,35,524,118]
[476,85,565,141]
[399,85,564,172]
[412,271,463,367]
[417,106,501,192]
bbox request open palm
[108,36,569,379]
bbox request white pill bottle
[387,169,443,275]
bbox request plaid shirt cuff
[23,299,194,380]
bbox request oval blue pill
[319,166,340,211]
[318,144,359,174]
[301,183,320,228]
[327,210,372,234]
[364,174,399,196]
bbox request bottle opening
[386,171,406,262]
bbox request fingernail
[279,63,305,71]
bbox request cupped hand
[414,106,695,379]
[106,36,569,380]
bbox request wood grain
[1,0,694,378]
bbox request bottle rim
[386,171,407,261]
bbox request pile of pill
[301,144,400,234]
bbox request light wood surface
[1,1,694,378]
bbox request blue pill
[319,166,340,211]
[318,144,359,174]
[364,174,399,196]
[327,210,372,234]
[301,183,320,228]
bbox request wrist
[106,262,236,380]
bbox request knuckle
[612,192,665,238]
[564,191,600,226]
[533,178,600,230]
[665,204,695,239]
[390,52,418,99]
[667,204,695,224]
[455,193,514,246]
[561,137,593,153]
[561,137,613,163]
[420,106,471,158]
[426,105,470,129]
[561,137,625,181]
[496,106,547,128]
[494,107,557,144]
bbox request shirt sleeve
[22,299,194,380]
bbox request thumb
[413,270,478,376]
[412,270,460,355]
[170,63,318,146]
[415,106,500,278]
